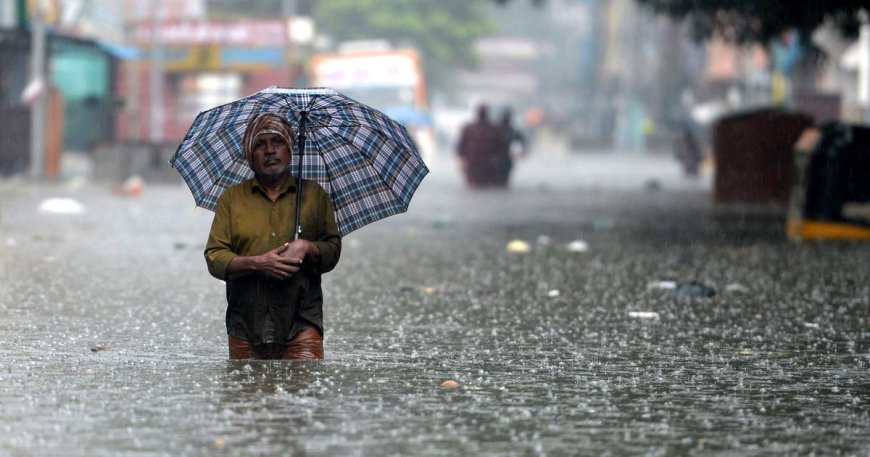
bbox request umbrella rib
[359,134,420,211]
[319,150,344,233]
[312,131,405,233]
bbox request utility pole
[126,0,140,141]
[859,14,870,122]
[283,0,296,85]
[282,0,297,17]
[29,0,47,179]
[149,0,165,145]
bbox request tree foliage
[311,0,497,89]
[634,0,865,45]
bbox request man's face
[251,133,292,178]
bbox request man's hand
[279,240,307,262]
[255,243,302,280]
[226,240,320,281]
[280,239,322,269]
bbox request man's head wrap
[242,112,296,165]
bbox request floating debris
[90,344,109,353]
[38,198,84,215]
[120,175,145,196]
[566,240,589,253]
[725,283,749,293]
[647,280,677,290]
[440,379,460,389]
[644,178,662,191]
[674,281,716,299]
[506,240,531,253]
[738,348,754,356]
[803,322,821,329]
[397,285,437,294]
[536,235,552,246]
[628,311,660,320]
[547,289,560,298]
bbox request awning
[96,41,143,60]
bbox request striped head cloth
[242,112,296,165]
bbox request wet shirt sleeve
[204,191,237,280]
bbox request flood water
[1,151,869,456]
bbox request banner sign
[135,20,287,46]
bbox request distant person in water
[673,122,702,178]
[494,107,529,187]
[456,104,507,188]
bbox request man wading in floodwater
[204,113,341,360]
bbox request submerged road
[1,149,869,456]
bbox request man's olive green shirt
[205,176,341,345]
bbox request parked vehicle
[308,41,435,162]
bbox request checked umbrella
[170,87,429,237]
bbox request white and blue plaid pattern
[170,87,429,236]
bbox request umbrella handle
[293,179,303,240]
[293,111,309,240]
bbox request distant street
[2,146,869,456]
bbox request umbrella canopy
[170,87,429,237]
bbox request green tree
[311,0,497,90]
[634,0,865,45]
[497,0,865,45]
